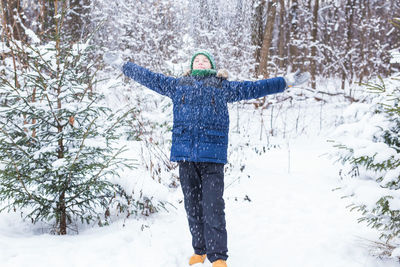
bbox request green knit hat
[190,50,216,70]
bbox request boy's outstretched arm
[223,71,309,103]
[122,62,178,98]
[103,52,178,98]
[223,77,287,103]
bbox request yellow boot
[189,254,207,265]
[212,259,227,267]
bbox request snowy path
[0,137,399,267]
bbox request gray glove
[103,52,124,70]
[284,70,310,88]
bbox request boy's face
[192,54,212,70]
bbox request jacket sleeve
[222,77,287,103]
[122,62,178,98]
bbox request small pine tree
[333,76,400,243]
[0,8,136,235]
[332,19,400,251]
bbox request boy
[104,51,309,267]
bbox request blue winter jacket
[123,62,286,164]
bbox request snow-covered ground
[0,134,398,267]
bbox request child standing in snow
[104,51,309,267]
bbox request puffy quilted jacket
[122,62,286,164]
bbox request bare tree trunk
[252,0,266,75]
[358,0,365,83]
[66,0,91,42]
[359,0,370,82]
[232,0,244,61]
[288,0,299,70]
[1,0,26,41]
[259,0,277,78]
[38,0,56,39]
[341,0,355,90]
[277,0,286,70]
[310,0,319,89]
[346,0,354,85]
[0,0,25,90]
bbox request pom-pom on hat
[190,50,216,70]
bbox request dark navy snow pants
[178,161,228,263]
